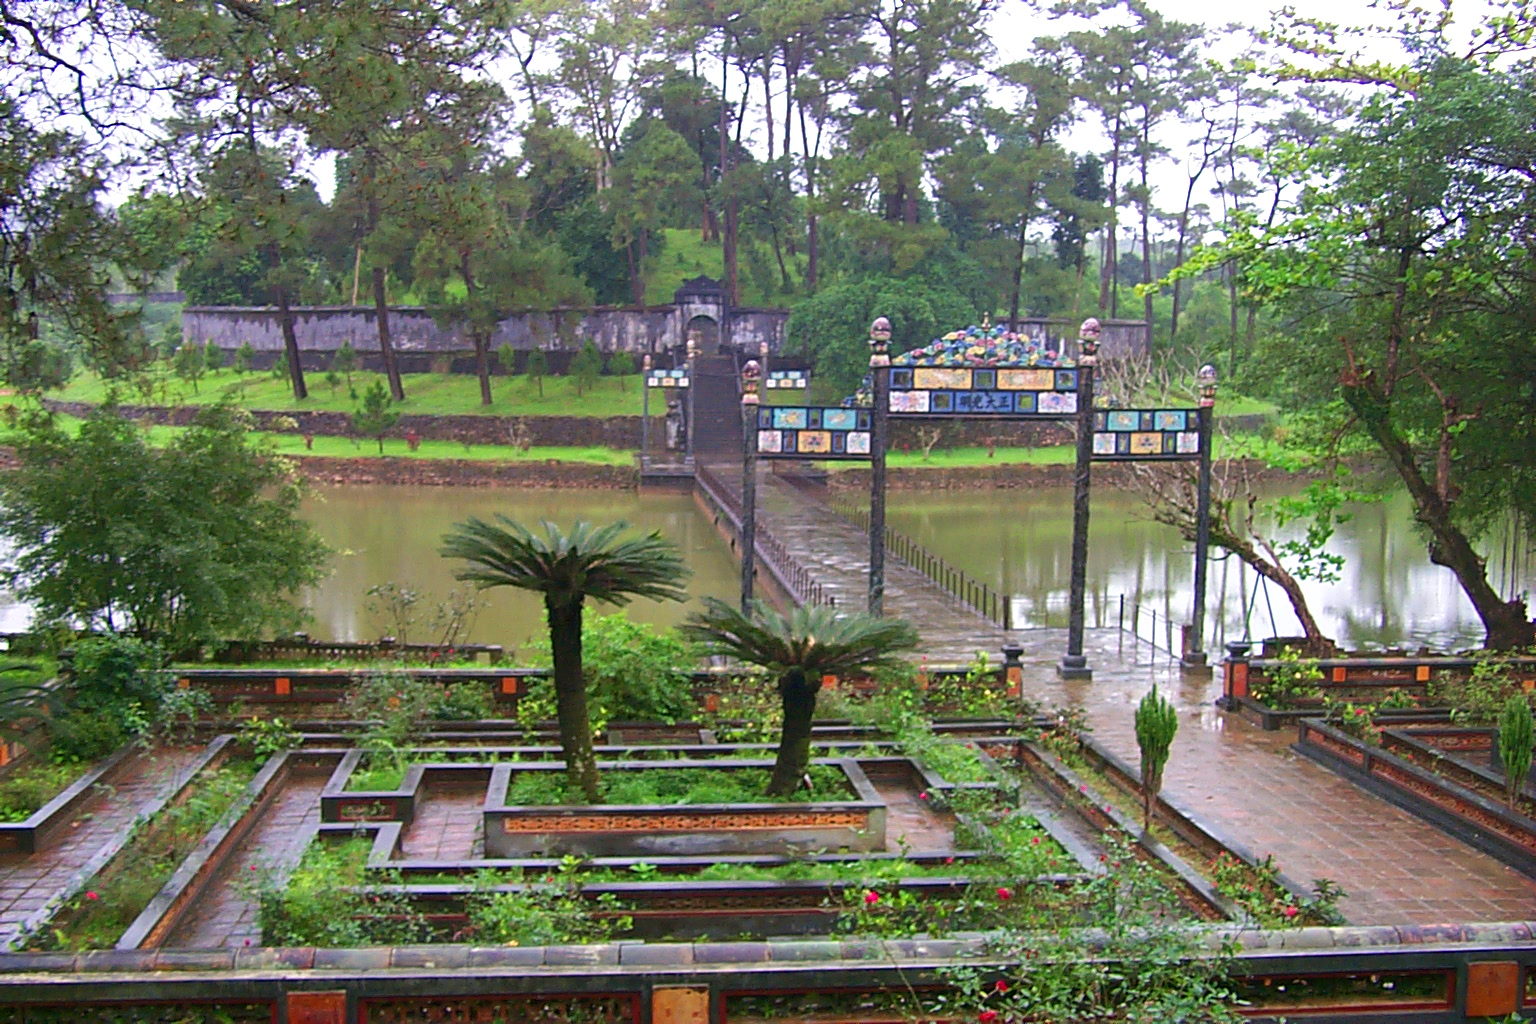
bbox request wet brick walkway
[399,780,483,862]
[0,746,207,950]
[162,767,330,950]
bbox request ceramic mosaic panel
[1092,407,1205,461]
[646,368,690,388]
[753,406,873,460]
[889,365,1078,419]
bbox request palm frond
[680,597,920,676]
[440,518,690,609]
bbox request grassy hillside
[45,367,649,418]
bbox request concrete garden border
[484,757,886,858]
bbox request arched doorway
[685,315,720,355]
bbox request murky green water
[883,486,1531,652]
[0,480,1526,652]
[299,486,740,656]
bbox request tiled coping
[0,919,1529,972]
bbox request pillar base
[1180,651,1212,674]
[1056,655,1092,680]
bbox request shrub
[50,635,171,763]
[523,613,698,725]
[1250,647,1323,709]
[1134,686,1177,828]
[1498,694,1533,810]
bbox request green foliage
[1134,686,1177,829]
[569,340,603,396]
[330,341,359,385]
[202,342,224,371]
[466,862,631,946]
[171,341,206,391]
[937,835,1241,1024]
[1323,694,1381,745]
[0,404,330,652]
[1250,648,1323,709]
[257,840,430,947]
[525,348,548,397]
[234,341,256,373]
[503,764,850,806]
[1434,653,1536,725]
[606,350,636,389]
[236,715,300,759]
[522,614,697,725]
[346,668,436,751]
[784,275,976,398]
[0,760,81,823]
[429,681,495,722]
[680,598,919,682]
[350,379,400,454]
[441,518,689,802]
[1208,852,1345,928]
[495,342,516,375]
[1497,694,1534,810]
[51,635,171,764]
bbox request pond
[0,480,1526,653]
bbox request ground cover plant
[503,763,854,806]
[0,759,83,822]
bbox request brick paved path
[161,767,330,950]
[0,746,208,950]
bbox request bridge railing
[694,463,835,608]
[829,500,1009,629]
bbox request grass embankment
[46,367,647,418]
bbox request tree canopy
[0,402,331,652]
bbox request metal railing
[694,463,835,608]
[830,500,1010,629]
[1115,595,1181,661]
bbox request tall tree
[1182,7,1536,648]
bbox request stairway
[689,354,744,457]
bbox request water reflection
[0,480,1526,653]
[300,486,740,653]
[886,485,1532,652]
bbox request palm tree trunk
[548,598,602,802]
[768,667,819,796]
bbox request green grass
[12,413,633,466]
[44,367,649,418]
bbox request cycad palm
[680,598,919,796]
[441,518,689,801]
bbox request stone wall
[180,306,1148,371]
[181,304,790,371]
